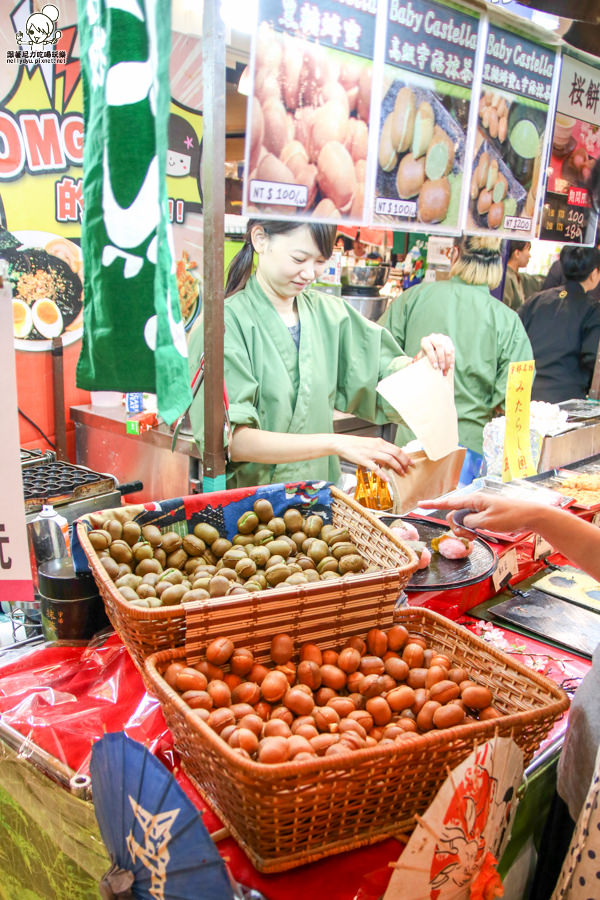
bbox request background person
[502,240,531,310]
[542,235,600,302]
[379,236,533,484]
[189,220,454,489]
[518,245,600,403]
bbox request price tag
[492,548,518,593]
[374,197,417,218]
[504,216,532,232]
[533,533,553,560]
[249,180,308,208]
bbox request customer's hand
[420,491,542,535]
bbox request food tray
[528,454,600,510]
[144,605,569,873]
[75,482,418,674]
[380,516,497,591]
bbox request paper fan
[90,732,234,900]
[384,736,524,900]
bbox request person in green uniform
[379,236,533,484]
[502,240,531,310]
[189,219,454,489]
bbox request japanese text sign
[243,0,380,223]
[373,0,482,233]
[502,360,537,483]
[540,49,600,246]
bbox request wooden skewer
[388,860,430,872]
[414,813,442,842]
[210,826,231,843]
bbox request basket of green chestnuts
[74,481,419,673]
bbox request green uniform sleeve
[188,311,261,454]
[502,269,523,310]
[490,314,534,411]
[334,301,410,424]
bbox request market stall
[2,0,600,898]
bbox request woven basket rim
[144,606,569,778]
[76,486,420,622]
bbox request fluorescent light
[531,11,560,31]
[220,0,258,35]
[237,65,250,96]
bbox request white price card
[533,533,554,560]
[374,197,417,219]
[249,180,308,208]
[504,216,532,232]
[492,548,518,593]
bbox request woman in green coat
[189,219,454,489]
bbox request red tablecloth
[0,623,589,900]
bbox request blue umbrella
[90,731,235,900]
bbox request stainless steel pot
[341,264,390,288]
[343,293,389,322]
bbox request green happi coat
[380,278,533,456]
[189,276,410,488]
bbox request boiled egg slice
[32,298,63,338]
[13,297,33,338]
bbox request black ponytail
[225,236,255,297]
[225,218,337,298]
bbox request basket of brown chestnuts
[74,481,419,673]
[144,605,569,873]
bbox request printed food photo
[2,228,84,350]
[245,21,372,221]
[467,88,545,232]
[375,79,465,228]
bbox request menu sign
[373,0,481,233]
[243,0,380,223]
[503,359,536,482]
[466,20,557,239]
[539,49,600,246]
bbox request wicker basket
[144,605,569,873]
[76,484,418,673]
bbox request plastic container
[29,503,71,565]
[38,558,109,643]
[125,392,144,413]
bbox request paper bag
[389,448,466,515]
[376,358,458,460]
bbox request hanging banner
[243,0,381,224]
[465,16,558,239]
[373,0,482,234]
[502,359,536,482]
[75,0,192,425]
[539,49,600,246]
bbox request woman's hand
[419,492,541,536]
[332,434,413,482]
[414,333,455,375]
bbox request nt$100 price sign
[249,180,308,207]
